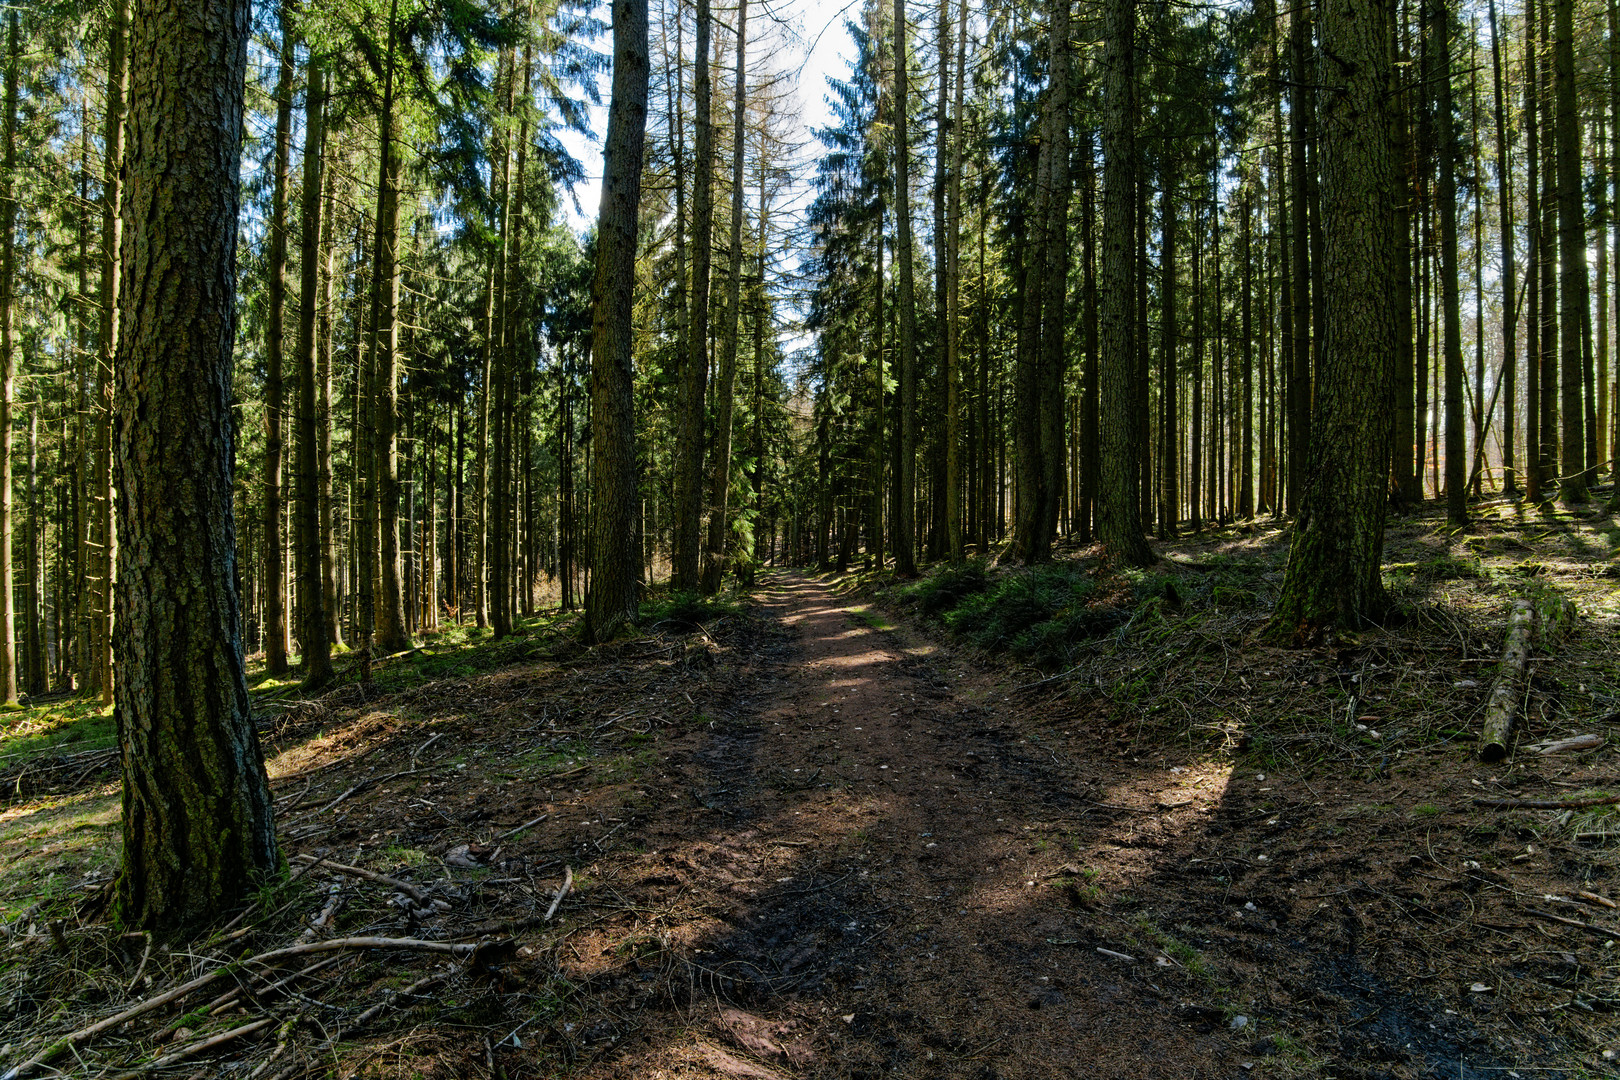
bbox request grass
[0,699,117,767]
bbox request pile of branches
[0,856,575,1080]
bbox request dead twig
[1522,907,1620,941]
[105,1016,278,1080]
[291,853,428,904]
[544,866,574,922]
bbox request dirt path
[572,572,1244,1079]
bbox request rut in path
[578,571,1244,1080]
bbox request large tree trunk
[585,0,649,642]
[1265,0,1396,644]
[701,0,747,595]
[296,45,332,688]
[114,0,279,931]
[1098,0,1152,567]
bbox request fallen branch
[1,937,476,1080]
[544,866,574,922]
[1523,907,1620,941]
[1472,792,1620,810]
[291,853,427,904]
[1480,598,1535,763]
[107,1017,278,1080]
[493,813,549,842]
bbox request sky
[555,0,860,234]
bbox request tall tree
[672,0,713,591]
[585,0,650,642]
[1097,0,1151,567]
[262,2,296,675]
[0,7,18,707]
[1432,0,1466,525]
[296,41,333,688]
[701,0,748,594]
[114,0,279,930]
[1266,0,1396,643]
[892,0,918,576]
[1552,0,1587,502]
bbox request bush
[902,559,990,615]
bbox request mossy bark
[114,0,279,932]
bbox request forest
[0,0,1618,1074]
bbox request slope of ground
[1,495,1617,1080]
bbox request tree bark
[672,0,712,592]
[296,43,332,688]
[0,8,19,705]
[892,0,918,576]
[1432,0,1466,525]
[584,0,650,643]
[1552,0,1588,502]
[1098,0,1152,567]
[262,3,295,675]
[1265,0,1396,644]
[114,0,279,931]
[701,0,747,594]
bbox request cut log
[1479,598,1536,763]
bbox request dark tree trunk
[0,8,18,705]
[1432,0,1467,525]
[892,0,918,576]
[1266,0,1396,643]
[262,4,295,675]
[584,0,649,642]
[1552,0,1588,502]
[114,0,279,931]
[1098,0,1152,567]
[672,0,712,592]
[296,46,332,688]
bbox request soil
[3,500,1618,1080]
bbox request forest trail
[571,571,1246,1079]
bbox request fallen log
[1479,598,1536,763]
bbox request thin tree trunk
[0,8,19,705]
[701,0,747,594]
[892,0,918,575]
[672,0,712,592]
[296,45,332,687]
[262,4,295,675]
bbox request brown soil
[4,502,1619,1080]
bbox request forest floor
[1,493,1619,1080]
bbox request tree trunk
[1432,0,1466,525]
[673,0,713,592]
[97,0,130,704]
[943,0,966,563]
[701,0,747,595]
[369,0,411,652]
[1488,0,1517,495]
[114,0,279,931]
[296,44,332,688]
[1098,0,1152,567]
[1552,0,1588,502]
[262,4,295,675]
[1265,0,1396,643]
[0,8,19,705]
[584,0,650,642]
[892,0,918,576]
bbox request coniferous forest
[1,0,1619,1074]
